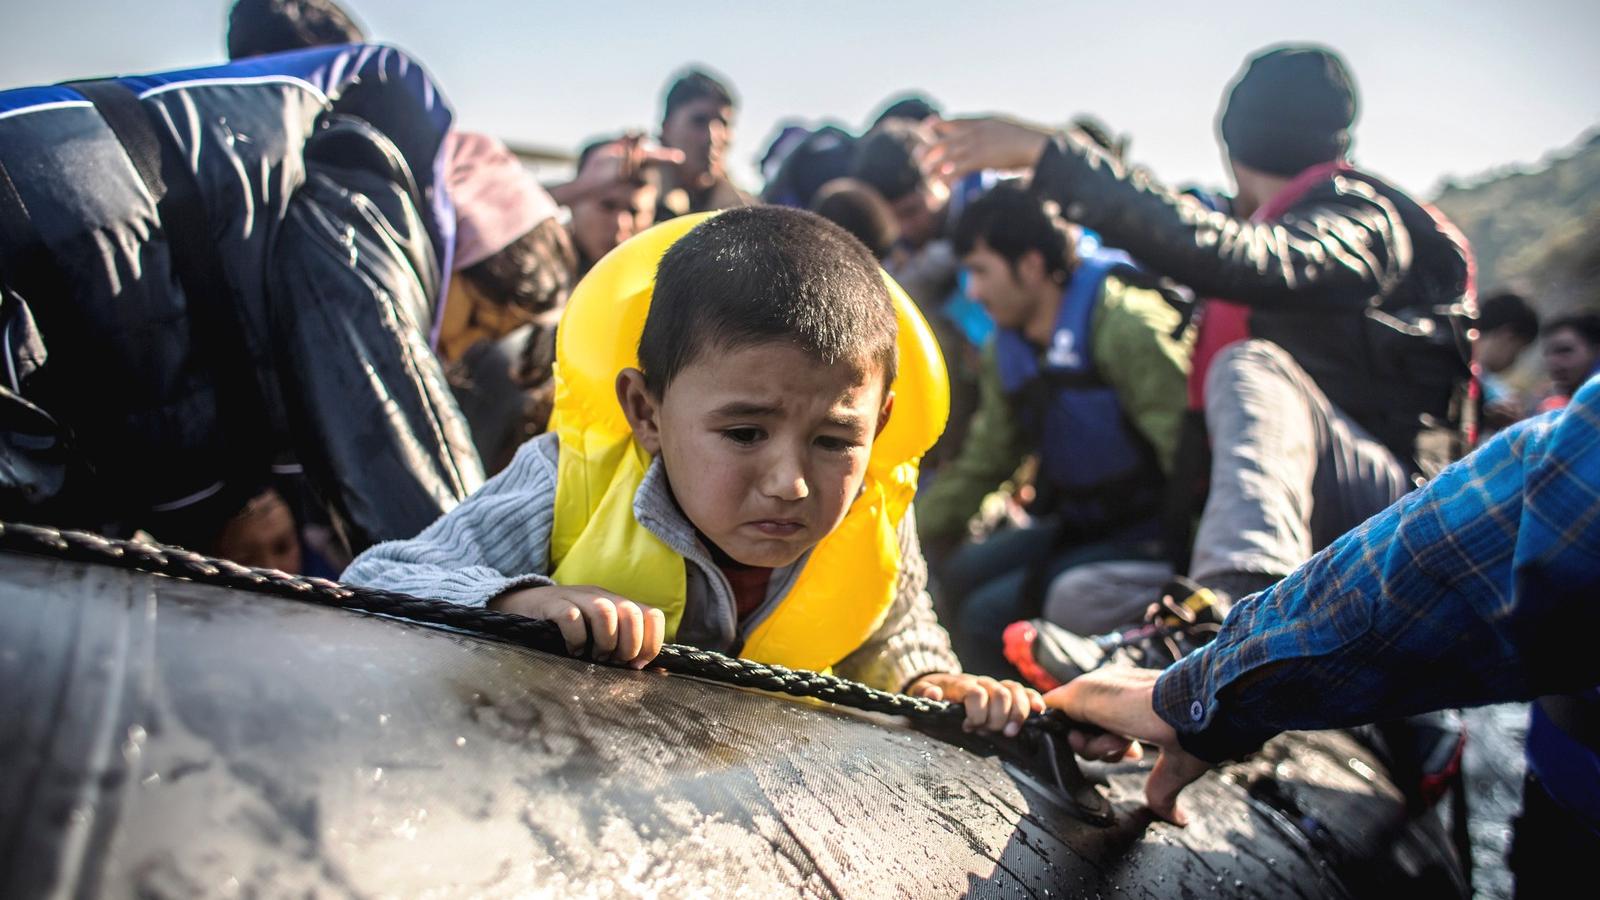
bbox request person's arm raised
[925,116,1401,310]
[922,116,1055,179]
[547,134,684,208]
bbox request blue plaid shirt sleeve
[1153,375,1600,762]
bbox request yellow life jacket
[547,212,949,671]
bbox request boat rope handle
[0,519,1113,821]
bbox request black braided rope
[0,521,1091,743]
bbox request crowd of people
[2,0,1597,892]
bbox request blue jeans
[933,524,1162,678]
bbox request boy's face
[569,180,658,265]
[212,489,302,574]
[617,341,893,568]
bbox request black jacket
[1031,134,1474,475]
[0,45,481,549]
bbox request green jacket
[915,274,1194,544]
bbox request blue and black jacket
[0,44,479,549]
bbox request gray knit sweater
[343,433,961,692]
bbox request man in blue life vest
[852,119,1133,478]
[916,183,1193,677]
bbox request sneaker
[1003,576,1226,692]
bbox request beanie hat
[1219,45,1358,177]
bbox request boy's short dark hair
[952,183,1079,280]
[640,207,897,395]
[1478,291,1540,342]
[850,120,927,203]
[1545,311,1600,347]
[226,0,365,60]
[662,69,737,123]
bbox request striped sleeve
[341,434,561,607]
[1152,377,1600,762]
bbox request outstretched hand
[921,116,1056,182]
[556,133,684,204]
[1044,667,1212,826]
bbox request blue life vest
[944,273,995,349]
[994,249,1165,539]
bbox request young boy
[344,207,1041,735]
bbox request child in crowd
[344,207,1041,735]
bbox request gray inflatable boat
[0,526,1466,897]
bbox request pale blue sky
[3,0,1597,193]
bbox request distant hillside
[1433,128,1600,315]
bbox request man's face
[662,98,732,184]
[1475,326,1531,375]
[1544,326,1600,395]
[962,240,1037,330]
[891,182,947,250]
[621,341,891,568]
[569,180,658,266]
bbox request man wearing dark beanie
[923,40,1480,804]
